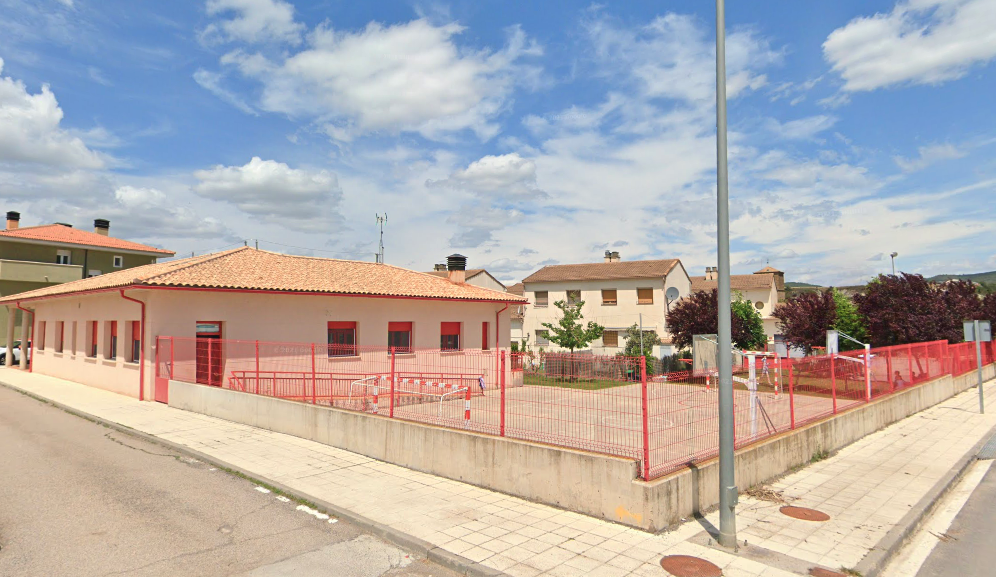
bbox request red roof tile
[522,259,680,283]
[0,224,174,255]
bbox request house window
[56,250,71,265]
[130,321,141,363]
[441,322,461,351]
[601,289,617,305]
[71,321,77,355]
[55,321,64,353]
[88,270,101,277]
[113,255,124,268]
[327,321,357,357]
[481,322,490,350]
[602,331,619,348]
[106,321,117,360]
[37,321,46,351]
[88,321,98,357]
[388,322,412,353]
[535,330,550,346]
[637,288,654,305]
[534,291,548,307]
[567,290,581,305]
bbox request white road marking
[881,459,993,577]
[254,486,271,494]
[275,495,290,503]
[296,504,330,520]
[328,518,338,524]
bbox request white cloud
[202,0,304,45]
[193,157,342,231]
[106,186,236,240]
[894,143,966,171]
[824,0,996,92]
[221,19,541,140]
[765,115,837,140]
[426,153,545,201]
[193,68,258,115]
[0,57,105,168]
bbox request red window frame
[481,322,490,350]
[108,321,118,360]
[37,321,46,351]
[131,321,141,363]
[440,322,461,351]
[327,321,357,357]
[90,321,98,357]
[388,322,412,353]
[57,320,64,353]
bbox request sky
[1,0,995,285]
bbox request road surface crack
[103,432,176,458]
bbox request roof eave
[0,235,174,256]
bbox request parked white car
[0,340,30,365]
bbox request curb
[0,380,507,577]
[856,418,996,577]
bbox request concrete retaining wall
[169,362,995,532]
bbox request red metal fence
[156,336,995,481]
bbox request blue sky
[1,0,995,284]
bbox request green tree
[731,294,767,350]
[831,289,867,350]
[541,300,604,353]
[620,324,663,376]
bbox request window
[535,330,550,346]
[601,289,617,306]
[113,255,123,268]
[37,321,46,351]
[55,321,64,353]
[534,291,548,307]
[567,290,581,305]
[602,330,619,348]
[388,322,412,353]
[637,288,654,305]
[441,322,461,351]
[755,301,764,310]
[481,322,490,350]
[88,321,98,357]
[56,250,71,265]
[327,321,357,357]
[129,321,141,363]
[106,321,117,360]
[71,321,77,356]
[88,270,101,278]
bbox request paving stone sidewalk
[2,368,994,577]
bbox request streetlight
[890,252,898,276]
[714,0,737,549]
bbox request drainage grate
[979,433,996,460]
[659,555,723,577]
[780,506,831,522]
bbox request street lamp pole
[714,0,737,548]
[890,252,898,276]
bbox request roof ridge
[0,223,63,233]
[138,247,249,284]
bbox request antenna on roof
[375,214,387,264]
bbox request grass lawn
[523,373,634,390]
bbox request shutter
[482,322,489,350]
[441,322,461,336]
[328,321,357,330]
[602,289,617,304]
[132,321,141,341]
[637,288,654,304]
[388,322,412,332]
[603,331,618,347]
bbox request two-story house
[0,211,174,347]
[521,252,691,355]
[689,265,785,341]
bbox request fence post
[310,342,316,405]
[640,356,650,480]
[464,382,472,428]
[500,350,506,437]
[907,343,914,384]
[864,344,872,402]
[169,337,174,380]
[789,361,795,429]
[830,354,837,414]
[389,347,396,418]
[255,340,260,395]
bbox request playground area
[156,337,990,480]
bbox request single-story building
[2,248,525,401]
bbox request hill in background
[927,271,996,284]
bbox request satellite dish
[665,287,680,303]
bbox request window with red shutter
[440,322,461,351]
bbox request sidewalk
[2,368,994,577]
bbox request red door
[195,322,223,386]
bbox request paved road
[0,386,458,577]
[917,459,996,577]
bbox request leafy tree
[772,290,836,354]
[832,289,867,351]
[855,273,956,346]
[619,324,663,376]
[666,289,768,351]
[940,280,985,341]
[541,300,604,353]
[983,293,996,325]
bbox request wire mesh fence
[156,336,994,481]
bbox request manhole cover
[809,568,846,577]
[780,506,831,522]
[659,555,723,577]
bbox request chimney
[6,211,19,230]
[433,263,447,272]
[705,266,718,281]
[603,250,621,263]
[94,218,109,236]
[447,254,467,284]
[611,251,620,262]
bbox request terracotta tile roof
[507,282,524,295]
[690,274,775,292]
[0,247,527,304]
[522,259,680,283]
[754,266,782,273]
[0,224,174,255]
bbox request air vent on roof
[94,219,110,236]
[446,254,467,284]
[6,211,20,231]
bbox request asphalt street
[917,458,996,577]
[0,385,458,577]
